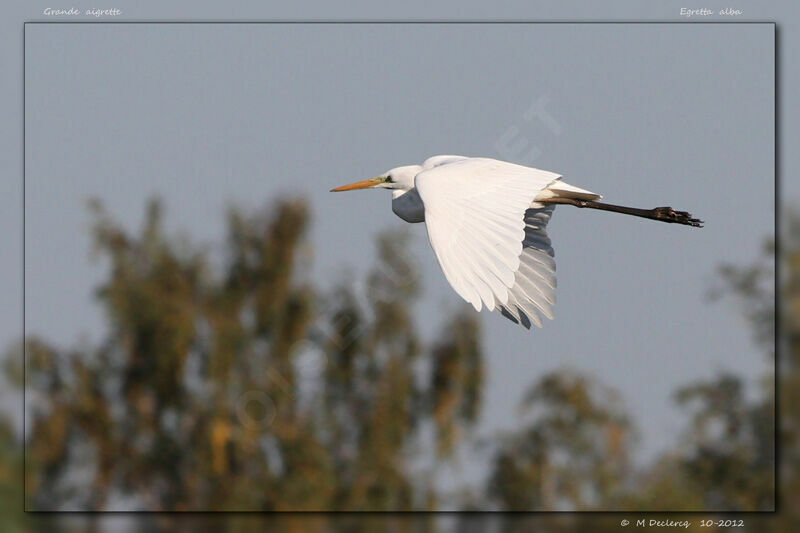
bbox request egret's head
[331,165,421,193]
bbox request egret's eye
[384,176,394,183]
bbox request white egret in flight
[331,156,702,329]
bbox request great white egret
[331,155,702,329]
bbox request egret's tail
[534,179,601,207]
[543,180,602,201]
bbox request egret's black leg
[540,198,703,228]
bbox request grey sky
[6,2,785,506]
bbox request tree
[7,195,784,524]
[21,197,484,511]
[615,225,778,516]
[487,369,633,511]
[484,223,779,519]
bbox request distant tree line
[0,197,786,531]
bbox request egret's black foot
[651,207,704,228]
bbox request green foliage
[20,197,484,512]
[672,373,773,510]
[488,369,633,511]
[1,196,781,522]
[0,418,25,533]
[484,221,779,514]
[430,313,483,457]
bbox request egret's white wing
[421,154,469,170]
[498,206,557,329]
[415,158,562,327]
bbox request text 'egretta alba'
[331,155,702,329]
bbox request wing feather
[416,158,561,319]
[499,206,558,328]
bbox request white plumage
[414,157,598,328]
[332,155,600,329]
[331,154,700,329]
